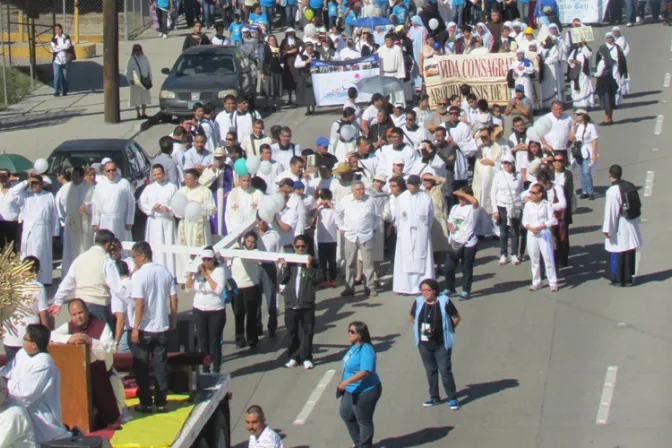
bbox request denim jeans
[130,330,170,407]
[579,158,594,195]
[257,263,278,336]
[172,0,181,28]
[285,3,297,26]
[193,308,226,373]
[497,206,520,257]
[418,342,457,401]
[471,3,481,23]
[339,383,382,448]
[202,1,215,27]
[117,330,131,354]
[516,1,528,21]
[452,4,464,26]
[375,1,389,16]
[444,243,478,293]
[53,62,69,95]
[262,5,274,31]
[625,0,637,22]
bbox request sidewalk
[0,27,199,161]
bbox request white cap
[501,153,515,164]
[286,27,296,33]
[393,101,405,108]
[101,157,113,164]
[200,248,215,259]
[393,156,405,165]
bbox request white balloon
[271,192,285,213]
[304,23,316,38]
[364,3,375,16]
[526,126,540,142]
[533,116,552,137]
[184,201,203,221]
[33,158,49,175]
[340,124,356,142]
[169,193,189,217]
[258,196,277,223]
[246,155,261,175]
[258,160,273,175]
[429,18,439,31]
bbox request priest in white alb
[139,164,179,277]
[225,174,262,236]
[199,147,234,239]
[91,161,136,241]
[176,168,217,283]
[59,166,95,275]
[16,175,60,285]
[376,34,406,79]
[393,175,435,295]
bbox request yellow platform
[2,41,97,60]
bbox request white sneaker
[626,22,633,27]
[162,33,167,39]
[511,255,521,265]
[499,255,508,265]
[303,360,314,370]
[636,16,641,23]
[285,359,298,368]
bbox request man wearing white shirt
[241,119,273,157]
[409,142,446,178]
[361,93,385,135]
[348,137,379,186]
[401,110,430,148]
[0,169,25,252]
[377,128,418,176]
[271,127,302,170]
[245,405,284,448]
[129,241,177,413]
[335,181,379,297]
[51,230,130,328]
[256,144,284,194]
[183,134,214,172]
[539,101,573,156]
[0,324,71,444]
[273,156,304,187]
[273,179,299,250]
[329,108,361,144]
[214,95,238,144]
[231,98,262,143]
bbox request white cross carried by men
[121,216,309,271]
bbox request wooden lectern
[48,343,94,433]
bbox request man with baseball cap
[505,84,533,128]
[314,136,338,169]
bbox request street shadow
[457,378,520,407]
[573,206,593,215]
[634,269,672,285]
[374,426,454,447]
[625,90,661,99]
[471,279,530,298]
[474,255,499,266]
[0,108,87,131]
[562,243,606,288]
[612,115,657,125]
[617,100,658,110]
[570,225,602,235]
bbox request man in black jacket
[279,235,322,370]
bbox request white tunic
[17,191,59,284]
[602,184,643,253]
[176,186,216,283]
[91,176,136,241]
[376,45,406,79]
[0,400,36,448]
[377,144,419,177]
[139,181,179,277]
[540,45,563,109]
[224,187,262,235]
[393,190,435,295]
[509,58,535,105]
[568,46,594,109]
[0,350,71,443]
[60,181,94,275]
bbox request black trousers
[233,285,260,345]
[257,263,278,335]
[130,330,169,407]
[0,220,21,253]
[285,307,315,362]
[609,249,636,286]
[418,342,457,401]
[444,244,478,293]
[318,241,338,282]
[193,308,226,373]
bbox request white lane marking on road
[644,171,655,197]
[665,73,671,88]
[596,366,619,425]
[654,115,664,135]
[293,369,336,426]
[635,250,641,278]
[652,148,659,152]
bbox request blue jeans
[172,0,180,27]
[579,158,594,195]
[262,5,274,30]
[130,330,170,407]
[285,3,297,26]
[53,62,68,95]
[117,330,131,354]
[345,24,353,36]
[452,4,464,26]
[471,3,481,23]
[625,0,637,22]
[202,1,215,27]
[418,342,457,401]
[87,302,114,330]
[339,383,382,448]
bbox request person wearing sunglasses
[424,96,450,134]
[338,321,382,448]
[91,160,135,242]
[522,184,559,291]
[279,235,322,370]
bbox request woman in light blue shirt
[338,321,382,448]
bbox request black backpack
[618,180,641,220]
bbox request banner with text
[423,53,541,109]
[557,0,607,24]
[311,55,380,106]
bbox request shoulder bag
[570,125,586,163]
[133,56,153,90]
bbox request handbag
[133,56,153,90]
[446,238,465,260]
[570,125,586,163]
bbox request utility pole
[103,0,119,123]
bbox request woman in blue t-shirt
[338,321,382,448]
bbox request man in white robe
[60,167,94,275]
[603,165,642,287]
[376,35,406,79]
[241,119,272,157]
[376,128,418,177]
[0,377,35,448]
[225,174,262,236]
[176,168,217,283]
[393,175,435,295]
[199,147,234,238]
[16,176,59,285]
[91,161,136,242]
[139,165,178,277]
[0,324,71,444]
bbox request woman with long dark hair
[410,279,461,408]
[262,35,284,111]
[338,321,382,448]
[125,44,152,120]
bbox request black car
[46,138,153,240]
[159,45,257,118]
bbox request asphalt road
[5,23,671,448]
